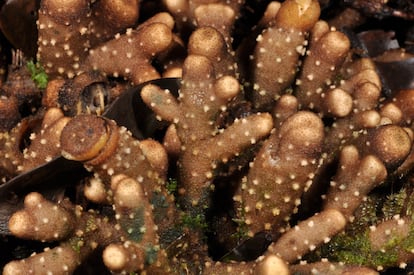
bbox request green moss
[159,211,209,248]
[26,60,48,89]
[308,188,414,268]
[312,187,414,268]
[405,193,414,219]
[331,232,370,265]
[321,221,414,269]
[325,230,399,268]
[68,236,84,254]
[400,220,414,253]
[382,189,407,219]
[181,213,208,231]
[85,217,97,233]
[348,196,381,234]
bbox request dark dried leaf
[357,30,400,57]
[349,29,414,95]
[104,78,180,140]
[220,231,273,262]
[0,0,39,58]
[375,57,414,96]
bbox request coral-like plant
[1,0,414,274]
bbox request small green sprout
[166,178,178,194]
[230,217,249,241]
[27,60,48,89]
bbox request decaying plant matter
[1,0,414,274]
